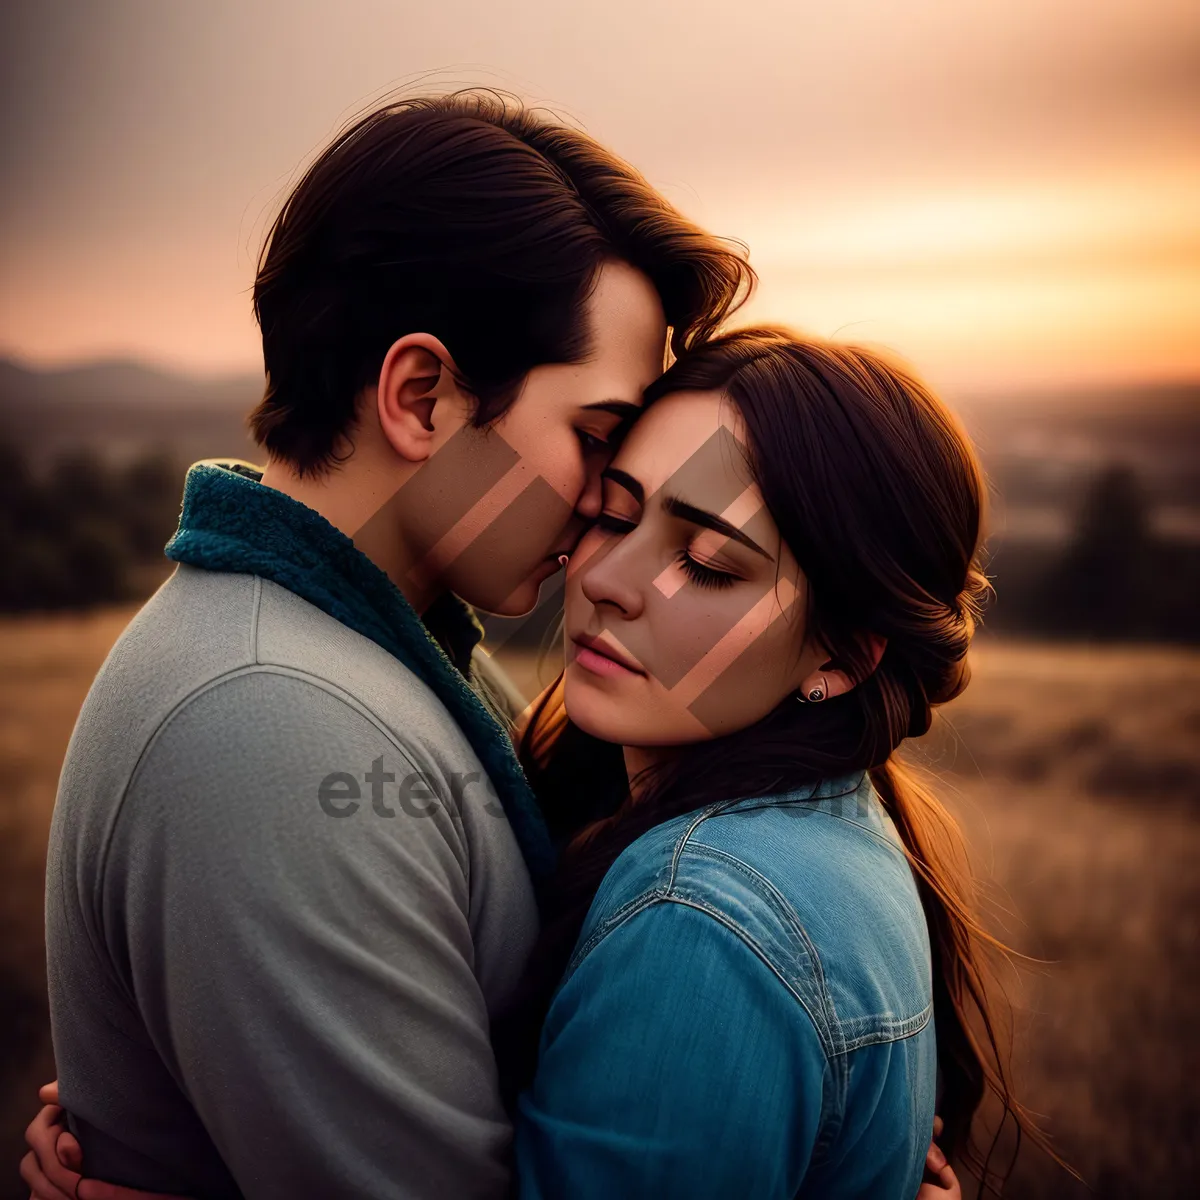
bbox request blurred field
[0,606,138,1196]
[913,643,1200,1195]
[1,607,1198,1196]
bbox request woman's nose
[579,538,644,618]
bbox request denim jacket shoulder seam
[668,806,721,889]
[564,808,717,978]
[672,835,849,1057]
[564,890,666,977]
[564,892,841,1063]
[661,894,840,1061]
[673,841,846,1050]
[671,840,930,1047]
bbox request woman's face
[563,389,825,748]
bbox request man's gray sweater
[46,554,540,1198]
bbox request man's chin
[462,578,543,619]
[458,555,566,618]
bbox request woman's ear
[800,633,888,702]
[375,333,463,463]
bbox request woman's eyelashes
[594,511,740,591]
[676,551,738,590]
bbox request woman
[500,328,1034,1196]
[25,328,1020,1196]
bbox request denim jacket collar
[712,771,895,841]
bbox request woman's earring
[796,677,827,704]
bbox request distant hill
[0,357,263,469]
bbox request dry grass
[911,639,1200,1196]
[1,615,1198,1196]
[0,605,143,1197]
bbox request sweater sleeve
[101,668,512,1200]
[514,898,829,1199]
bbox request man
[35,92,750,1198]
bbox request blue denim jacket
[515,772,937,1198]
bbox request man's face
[416,260,668,616]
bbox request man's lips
[570,631,646,677]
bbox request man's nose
[574,459,605,521]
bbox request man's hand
[20,1081,184,1200]
[916,1115,961,1199]
[22,1085,961,1200]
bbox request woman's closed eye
[595,511,740,590]
[676,550,738,590]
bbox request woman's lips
[570,634,645,678]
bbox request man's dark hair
[249,90,754,475]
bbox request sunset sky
[0,0,1196,394]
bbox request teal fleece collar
[165,460,556,882]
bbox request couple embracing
[23,92,1033,1199]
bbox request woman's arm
[515,899,828,1199]
[515,896,959,1199]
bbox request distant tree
[0,443,51,610]
[1036,464,1158,639]
[986,458,1200,643]
[48,448,116,517]
[0,441,30,509]
[0,441,36,544]
[117,449,185,558]
[1078,464,1152,547]
[0,444,148,611]
[62,516,132,605]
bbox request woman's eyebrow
[600,466,644,505]
[663,495,773,560]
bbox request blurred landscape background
[2,0,1198,1196]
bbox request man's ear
[800,633,888,702]
[375,333,462,463]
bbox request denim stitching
[835,1003,934,1054]
[563,891,665,978]
[669,807,721,889]
[564,801,927,1052]
[564,809,712,978]
[672,839,846,1056]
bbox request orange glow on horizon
[1,2,1196,394]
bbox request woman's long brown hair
[498,328,1067,1193]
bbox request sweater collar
[164,459,555,882]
